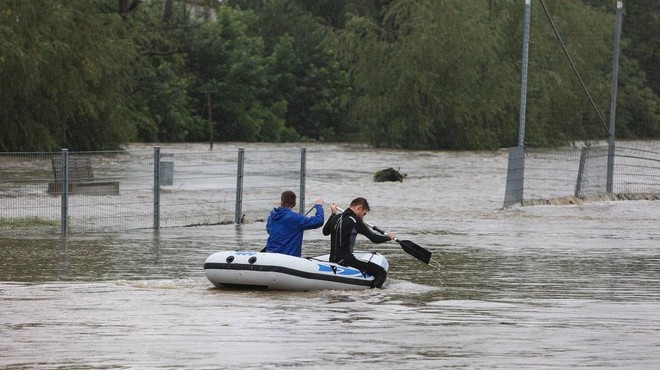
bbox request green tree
[3,0,657,151]
[616,1,660,138]
[227,0,353,141]
[523,0,660,145]
[187,6,289,142]
[336,0,520,149]
[522,0,616,146]
[0,0,139,151]
[126,0,206,142]
[615,55,660,138]
[583,0,660,98]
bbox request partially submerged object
[374,167,407,182]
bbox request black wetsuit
[322,208,389,288]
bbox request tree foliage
[0,0,138,151]
[229,0,353,141]
[523,0,615,146]
[1,0,658,151]
[126,1,206,143]
[336,0,521,149]
[187,7,276,141]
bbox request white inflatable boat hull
[204,251,388,291]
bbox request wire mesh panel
[514,141,660,205]
[156,148,240,228]
[72,150,153,232]
[503,146,525,208]
[0,147,305,234]
[615,143,660,195]
[240,148,303,221]
[522,147,582,203]
[44,150,152,233]
[0,152,61,235]
[575,146,609,198]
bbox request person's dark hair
[281,190,296,208]
[350,197,370,211]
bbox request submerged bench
[47,156,119,196]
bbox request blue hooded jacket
[265,204,324,257]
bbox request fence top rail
[616,146,660,157]
[0,150,128,156]
[2,146,306,155]
[157,148,303,154]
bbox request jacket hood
[269,206,290,221]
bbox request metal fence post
[299,147,306,214]
[575,147,588,198]
[61,148,69,235]
[518,0,531,148]
[503,0,530,208]
[235,148,245,224]
[607,1,623,193]
[503,147,525,207]
[153,146,160,229]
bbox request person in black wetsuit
[322,197,395,288]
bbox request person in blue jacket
[265,191,325,257]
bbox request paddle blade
[369,223,431,264]
[397,239,432,264]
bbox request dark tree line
[1,0,658,151]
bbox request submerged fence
[505,141,660,206]
[0,146,306,234]
[503,3,660,206]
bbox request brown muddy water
[1,143,659,369]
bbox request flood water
[2,143,659,369]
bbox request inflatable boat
[203,251,388,291]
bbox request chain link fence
[504,2,660,206]
[515,141,660,206]
[0,146,305,234]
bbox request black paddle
[337,207,432,264]
[370,224,431,264]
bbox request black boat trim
[204,262,373,287]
